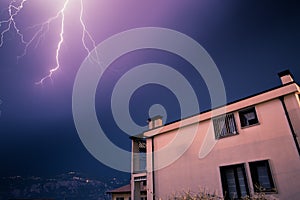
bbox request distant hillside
[0,172,128,200]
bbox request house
[107,184,131,200]
[108,183,147,200]
[131,70,300,199]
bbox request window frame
[249,160,277,193]
[220,163,250,199]
[213,113,238,139]
[238,107,259,128]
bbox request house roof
[107,183,147,194]
[143,81,300,138]
[107,184,131,194]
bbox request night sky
[0,0,300,180]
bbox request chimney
[278,69,294,85]
[147,115,163,130]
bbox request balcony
[132,139,146,174]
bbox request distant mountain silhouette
[0,172,128,200]
[8,199,54,200]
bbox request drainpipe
[279,96,300,156]
[152,136,155,200]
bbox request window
[138,140,146,153]
[213,113,238,139]
[239,107,259,128]
[116,197,124,200]
[220,164,249,199]
[249,160,276,192]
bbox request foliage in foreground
[157,188,276,200]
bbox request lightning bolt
[0,0,99,85]
[0,0,27,47]
[35,0,70,85]
[79,0,100,65]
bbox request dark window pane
[249,160,276,192]
[239,107,259,127]
[237,166,248,197]
[225,168,237,198]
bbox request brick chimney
[278,69,294,85]
[147,115,163,130]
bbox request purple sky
[0,0,300,179]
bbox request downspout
[279,96,300,156]
[147,116,162,200]
[152,136,155,200]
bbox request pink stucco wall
[145,91,300,199]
